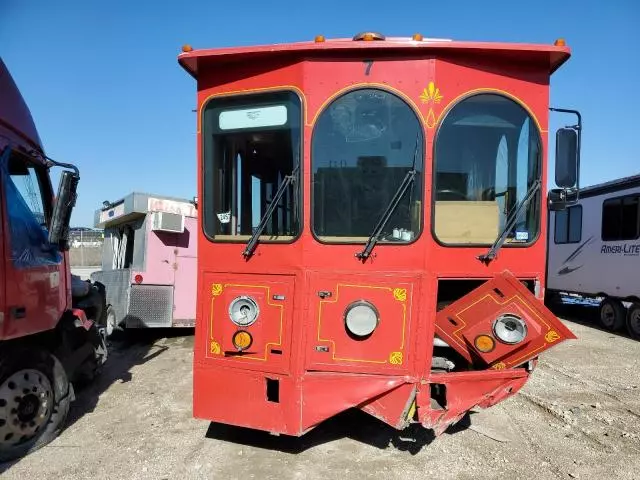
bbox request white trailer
[546,174,640,339]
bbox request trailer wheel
[0,349,71,462]
[599,298,626,331]
[626,304,640,340]
[104,305,117,338]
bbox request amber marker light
[412,33,424,41]
[181,44,193,52]
[554,38,566,47]
[232,330,253,351]
[314,35,325,43]
[474,334,496,353]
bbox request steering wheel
[436,189,467,200]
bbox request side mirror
[548,188,579,212]
[48,170,79,251]
[555,128,578,188]
[548,188,567,211]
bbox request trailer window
[601,195,640,241]
[202,91,302,242]
[554,205,582,244]
[312,88,424,242]
[433,94,541,245]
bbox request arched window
[433,93,541,245]
[312,88,424,242]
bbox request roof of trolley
[178,34,572,78]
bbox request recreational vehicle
[91,192,197,334]
[546,174,640,339]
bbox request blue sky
[1,0,638,226]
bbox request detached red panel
[435,270,576,369]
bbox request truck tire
[626,304,640,340]
[598,298,626,332]
[0,349,72,462]
[72,322,108,386]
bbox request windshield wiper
[242,165,298,259]
[477,179,541,265]
[356,137,420,261]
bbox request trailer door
[171,216,197,326]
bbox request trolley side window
[433,93,541,246]
[311,88,424,243]
[201,91,302,242]
[601,194,640,241]
[554,205,582,244]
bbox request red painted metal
[179,37,570,78]
[182,35,577,438]
[435,270,577,368]
[0,59,69,342]
[70,308,94,331]
[421,370,530,435]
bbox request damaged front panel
[434,270,575,370]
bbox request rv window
[201,91,302,242]
[601,195,640,241]
[554,205,582,244]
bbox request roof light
[181,44,193,53]
[412,33,424,41]
[353,32,386,42]
[314,35,325,43]
[554,38,566,47]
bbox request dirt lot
[2,304,639,480]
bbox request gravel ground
[2,304,639,480]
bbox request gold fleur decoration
[419,81,443,104]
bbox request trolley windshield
[311,88,425,243]
[201,91,302,242]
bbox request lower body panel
[193,363,529,436]
[92,270,193,328]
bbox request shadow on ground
[206,409,473,456]
[547,300,634,340]
[66,327,194,427]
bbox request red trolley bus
[179,32,581,436]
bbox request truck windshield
[201,91,302,242]
[433,93,541,245]
[312,88,424,243]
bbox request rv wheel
[598,298,626,332]
[626,304,640,340]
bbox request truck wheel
[0,350,71,462]
[626,304,640,340]
[73,322,108,386]
[599,298,626,331]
